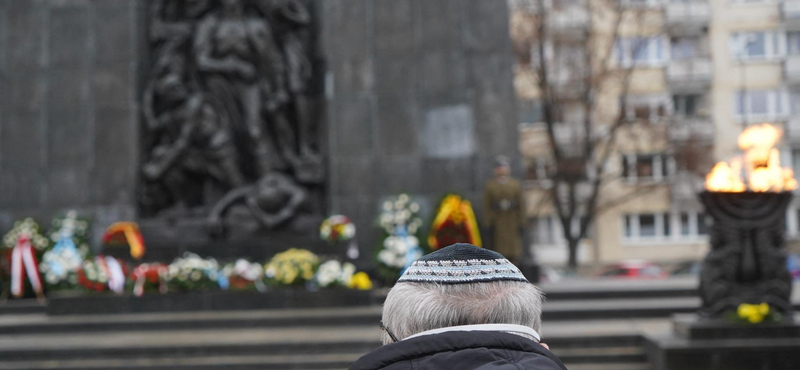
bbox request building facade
[512,0,800,268]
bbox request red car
[597,261,668,279]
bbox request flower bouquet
[313,260,356,288]
[3,218,51,298]
[375,194,425,283]
[320,215,360,259]
[348,272,373,290]
[264,248,319,286]
[428,194,482,250]
[729,302,784,324]
[166,252,222,292]
[40,211,92,292]
[131,263,168,296]
[77,256,129,294]
[221,259,266,291]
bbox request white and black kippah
[397,243,529,284]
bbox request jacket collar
[349,330,566,370]
[405,324,541,342]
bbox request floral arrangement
[375,194,426,282]
[166,252,222,292]
[313,260,356,288]
[3,218,51,298]
[732,302,783,324]
[40,212,92,291]
[348,272,373,290]
[3,218,50,252]
[221,259,266,291]
[320,215,356,244]
[103,222,146,259]
[428,194,482,250]
[264,248,319,286]
[77,256,129,293]
[131,263,168,296]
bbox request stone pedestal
[646,314,800,370]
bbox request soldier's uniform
[482,175,525,263]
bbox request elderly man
[349,243,566,370]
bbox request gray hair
[381,280,544,345]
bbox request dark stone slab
[93,2,133,64]
[375,157,423,193]
[333,94,374,156]
[463,0,511,53]
[333,156,375,197]
[422,157,477,194]
[673,313,800,340]
[417,50,468,96]
[376,93,418,156]
[321,0,368,57]
[92,63,133,108]
[47,109,89,169]
[332,56,374,95]
[5,0,43,70]
[0,171,43,208]
[46,168,89,207]
[48,68,89,109]
[48,5,89,68]
[416,0,464,51]
[46,289,376,315]
[1,110,43,170]
[374,53,416,93]
[373,0,414,55]
[7,68,46,110]
[647,314,800,370]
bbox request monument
[136,0,326,260]
[647,124,800,370]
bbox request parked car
[671,260,702,276]
[597,261,668,279]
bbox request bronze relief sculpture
[140,0,323,235]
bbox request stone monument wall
[320,0,520,248]
[0,0,141,242]
[0,0,519,254]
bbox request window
[680,212,691,236]
[623,154,673,181]
[617,37,668,67]
[623,95,671,123]
[697,213,709,235]
[730,31,784,60]
[788,32,800,56]
[639,214,656,237]
[673,94,703,117]
[791,148,800,178]
[671,37,699,60]
[525,158,554,181]
[623,210,709,242]
[533,216,556,245]
[733,90,788,119]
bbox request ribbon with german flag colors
[102,222,146,259]
[428,194,482,250]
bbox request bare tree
[511,0,673,268]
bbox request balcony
[665,1,710,36]
[666,58,712,92]
[784,56,800,83]
[783,0,800,30]
[786,116,800,143]
[547,5,589,37]
[668,117,714,143]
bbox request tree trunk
[567,238,580,269]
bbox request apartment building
[511,0,800,267]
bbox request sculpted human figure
[194,0,288,175]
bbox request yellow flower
[737,303,769,324]
[348,272,373,290]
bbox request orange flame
[705,123,797,192]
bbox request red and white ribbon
[96,256,126,294]
[10,235,43,298]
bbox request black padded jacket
[349,331,568,370]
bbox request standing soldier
[482,156,526,265]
